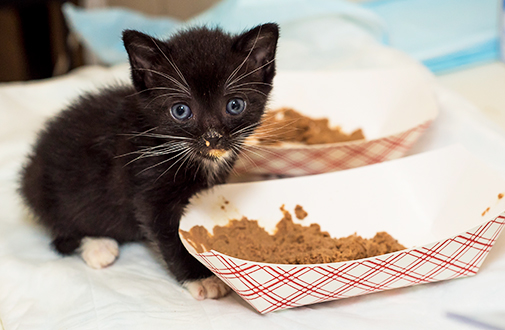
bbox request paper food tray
[234,68,438,176]
[181,145,505,313]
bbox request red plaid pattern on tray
[234,120,433,176]
[193,214,505,314]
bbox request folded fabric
[63,3,181,65]
[62,0,390,70]
[362,0,501,73]
[187,0,385,37]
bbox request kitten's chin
[199,149,235,180]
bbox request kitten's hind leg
[183,276,231,300]
[79,237,119,269]
[52,235,82,255]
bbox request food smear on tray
[180,205,405,264]
[250,108,365,146]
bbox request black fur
[19,24,279,283]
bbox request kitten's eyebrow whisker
[133,68,190,95]
[227,87,268,97]
[230,81,273,88]
[125,87,186,98]
[227,58,275,89]
[149,37,190,91]
[225,26,263,88]
[142,92,188,110]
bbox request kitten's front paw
[184,276,231,300]
[79,237,119,269]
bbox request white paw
[79,237,119,269]
[184,276,231,300]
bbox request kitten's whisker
[184,150,199,177]
[252,117,302,137]
[115,142,176,158]
[227,58,275,88]
[176,126,198,139]
[231,117,298,139]
[124,132,194,141]
[230,122,261,137]
[253,125,300,138]
[172,149,195,182]
[120,127,159,139]
[221,154,239,177]
[149,37,190,91]
[193,158,202,181]
[240,143,296,167]
[225,26,263,87]
[235,143,271,162]
[154,148,193,183]
[136,148,189,175]
[141,145,189,157]
[231,144,257,170]
[240,143,304,172]
[122,144,188,167]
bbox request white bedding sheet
[1,64,505,330]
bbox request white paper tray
[234,68,438,176]
[181,145,505,313]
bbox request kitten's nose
[203,129,223,148]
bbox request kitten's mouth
[201,149,228,160]
[208,149,227,158]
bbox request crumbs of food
[294,204,308,220]
[482,207,490,216]
[499,193,504,199]
[180,206,406,264]
[253,108,365,145]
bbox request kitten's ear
[233,23,279,83]
[123,29,163,91]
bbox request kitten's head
[123,24,279,173]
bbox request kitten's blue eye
[171,103,192,121]
[226,98,246,115]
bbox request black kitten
[20,24,279,300]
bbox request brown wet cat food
[252,108,365,145]
[180,206,406,264]
[294,204,308,220]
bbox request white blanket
[1,64,505,330]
